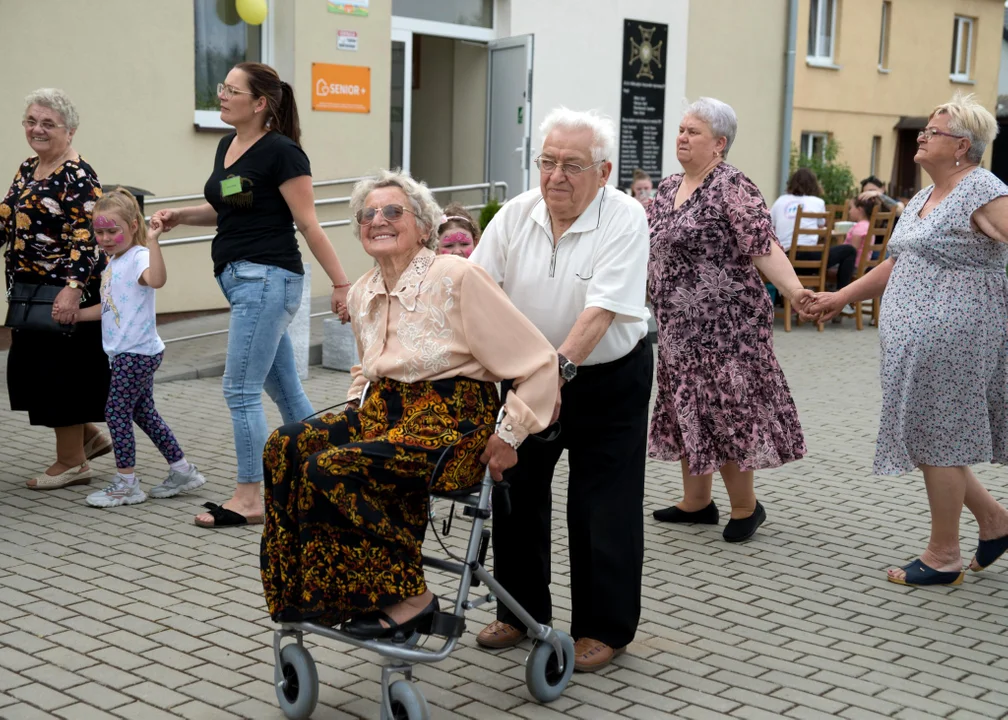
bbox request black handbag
[4,282,77,334]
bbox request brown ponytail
[235,62,302,148]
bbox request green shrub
[479,197,502,230]
[789,139,857,206]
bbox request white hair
[683,97,738,157]
[350,169,442,250]
[23,88,79,131]
[539,107,616,163]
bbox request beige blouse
[347,248,558,446]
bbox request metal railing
[156,179,507,248]
[158,178,509,344]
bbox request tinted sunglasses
[355,204,416,225]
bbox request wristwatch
[67,280,82,290]
[558,353,577,382]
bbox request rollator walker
[270,385,575,720]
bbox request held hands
[152,209,181,232]
[805,291,846,322]
[148,215,165,243]
[51,285,82,325]
[331,284,350,323]
[480,433,518,483]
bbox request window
[950,15,974,82]
[801,132,829,161]
[878,1,891,70]
[392,0,493,28]
[808,0,838,64]
[870,136,882,176]
[193,0,273,128]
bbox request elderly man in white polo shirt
[470,107,652,673]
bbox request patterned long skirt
[261,376,500,626]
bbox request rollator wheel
[525,630,576,703]
[384,679,431,720]
[274,644,319,720]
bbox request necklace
[34,148,74,180]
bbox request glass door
[390,28,413,172]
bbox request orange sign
[311,63,370,113]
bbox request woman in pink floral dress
[647,98,811,543]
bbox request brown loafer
[573,637,625,673]
[476,620,523,649]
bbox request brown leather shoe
[476,620,523,649]
[573,637,625,673]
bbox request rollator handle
[495,480,512,516]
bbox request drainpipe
[779,0,799,195]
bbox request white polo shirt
[471,185,650,366]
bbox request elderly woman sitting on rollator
[260,169,559,639]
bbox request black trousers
[492,338,653,648]
[796,244,857,288]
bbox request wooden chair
[826,203,849,223]
[774,206,834,331]
[851,206,896,330]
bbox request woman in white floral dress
[813,94,1008,587]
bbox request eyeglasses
[217,82,255,100]
[355,204,417,225]
[535,156,604,176]
[917,127,965,141]
[22,119,65,132]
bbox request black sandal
[194,502,264,528]
[342,596,439,642]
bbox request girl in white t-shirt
[73,188,204,508]
[769,168,827,250]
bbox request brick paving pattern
[1,323,1007,719]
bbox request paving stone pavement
[1,321,1008,720]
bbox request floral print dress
[875,168,1008,474]
[0,156,103,293]
[647,162,806,475]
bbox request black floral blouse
[0,156,103,293]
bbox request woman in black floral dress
[0,89,111,489]
[647,98,812,543]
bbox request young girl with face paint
[436,203,480,258]
[73,188,205,507]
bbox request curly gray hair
[23,88,79,131]
[350,169,441,250]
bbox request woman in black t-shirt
[155,63,352,528]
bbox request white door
[485,34,533,201]
[390,28,413,173]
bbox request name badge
[220,176,243,197]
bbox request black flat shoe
[342,595,439,642]
[653,500,719,524]
[723,502,766,543]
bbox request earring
[956,160,960,167]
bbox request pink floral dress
[647,162,806,475]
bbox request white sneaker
[149,464,207,499]
[841,304,856,316]
[86,477,147,508]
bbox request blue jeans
[217,261,315,484]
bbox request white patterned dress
[875,168,1008,474]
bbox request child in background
[73,188,205,507]
[437,203,481,257]
[844,195,882,268]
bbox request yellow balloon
[236,0,267,25]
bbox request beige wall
[685,0,789,201]
[793,0,1003,193]
[0,0,391,319]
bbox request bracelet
[332,281,351,289]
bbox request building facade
[1,0,789,316]
[792,0,1005,201]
